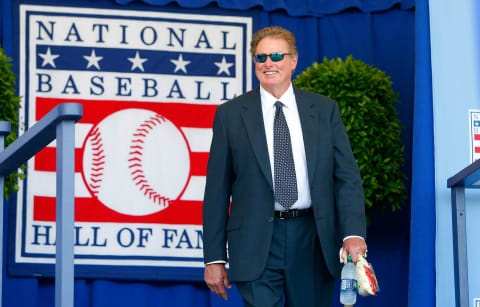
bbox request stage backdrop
[11,3,252,281]
[1,0,415,306]
[428,0,480,306]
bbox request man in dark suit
[203,26,367,306]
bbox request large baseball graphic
[82,108,191,216]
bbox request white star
[83,49,103,70]
[214,56,234,76]
[38,47,60,68]
[128,51,148,72]
[170,54,191,73]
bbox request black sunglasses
[254,52,292,63]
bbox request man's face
[254,36,298,98]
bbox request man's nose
[264,56,274,65]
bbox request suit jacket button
[268,217,274,223]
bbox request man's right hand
[204,263,231,300]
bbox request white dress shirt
[260,84,312,211]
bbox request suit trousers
[235,214,335,307]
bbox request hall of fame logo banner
[469,110,480,163]
[12,4,252,280]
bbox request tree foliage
[294,56,406,218]
[0,46,24,198]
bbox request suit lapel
[294,87,319,186]
[240,88,274,189]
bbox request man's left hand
[341,237,367,263]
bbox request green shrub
[0,46,24,198]
[294,56,406,219]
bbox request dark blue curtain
[114,0,414,17]
[1,0,415,306]
[408,0,435,306]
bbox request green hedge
[294,56,406,219]
[0,46,24,198]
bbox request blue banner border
[8,0,258,281]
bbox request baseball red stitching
[128,114,170,207]
[88,127,105,196]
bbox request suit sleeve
[202,107,233,264]
[330,101,367,239]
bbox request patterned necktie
[273,101,298,209]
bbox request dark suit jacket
[202,86,366,282]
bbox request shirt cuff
[205,260,226,266]
[343,235,365,242]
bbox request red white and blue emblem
[470,111,480,162]
[14,4,252,279]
